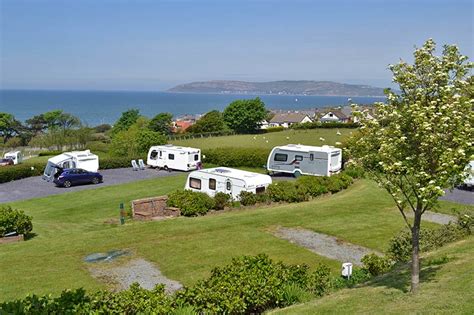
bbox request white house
[319,110,349,123]
[269,113,312,128]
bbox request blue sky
[1,0,472,90]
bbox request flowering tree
[350,39,473,293]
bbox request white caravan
[43,150,99,181]
[185,167,272,200]
[4,151,23,165]
[462,161,474,189]
[267,144,342,177]
[147,145,201,171]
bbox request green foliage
[456,212,473,234]
[0,112,23,143]
[281,283,313,307]
[343,165,366,179]
[239,191,258,206]
[267,181,309,203]
[99,156,142,169]
[175,254,332,314]
[136,129,167,153]
[149,112,173,135]
[0,163,44,183]
[223,97,267,133]
[331,268,372,289]
[38,150,63,156]
[213,192,231,210]
[202,147,269,167]
[291,121,360,129]
[94,124,111,133]
[167,190,216,216]
[0,206,33,237]
[264,126,285,133]
[111,109,140,136]
[387,222,470,262]
[187,110,228,134]
[296,176,328,197]
[361,254,393,276]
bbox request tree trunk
[411,209,422,293]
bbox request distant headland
[167,80,386,97]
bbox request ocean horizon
[0,89,385,126]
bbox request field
[172,128,353,150]
[1,173,470,302]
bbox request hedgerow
[202,147,269,168]
[0,163,44,183]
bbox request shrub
[456,212,473,234]
[343,165,365,179]
[281,283,312,307]
[239,191,259,206]
[38,150,62,156]
[202,147,269,167]
[296,176,328,197]
[0,206,33,237]
[263,126,285,133]
[267,181,308,203]
[175,254,331,314]
[361,253,393,276]
[0,163,44,183]
[167,190,216,216]
[213,192,231,210]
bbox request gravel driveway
[0,168,181,203]
[274,227,379,265]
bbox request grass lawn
[1,174,463,302]
[172,128,353,150]
[272,236,474,314]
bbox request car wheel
[63,180,72,188]
[92,177,100,184]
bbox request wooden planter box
[0,234,24,244]
[132,196,181,220]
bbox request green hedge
[0,163,44,183]
[263,126,285,133]
[38,150,63,157]
[167,190,216,216]
[202,147,269,168]
[291,122,360,129]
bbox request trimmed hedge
[291,122,360,129]
[202,147,269,168]
[38,150,63,157]
[263,126,285,133]
[0,163,44,183]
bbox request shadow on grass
[363,255,454,293]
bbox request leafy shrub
[263,126,285,133]
[343,165,365,179]
[296,176,328,197]
[361,253,393,276]
[239,191,259,206]
[175,254,331,314]
[167,190,216,216]
[0,163,44,183]
[0,206,33,237]
[86,141,110,153]
[456,212,473,234]
[202,147,269,167]
[267,181,308,203]
[331,268,371,289]
[213,192,231,210]
[325,176,344,193]
[281,283,312,307]
[387,223,469,262]
[38,150,62,156]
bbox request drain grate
[84,250,129,263]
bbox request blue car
[53,168,103,188]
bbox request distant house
[319,110,349,123]
[259,120,270,130]
[172,120,194,133]
[269,113,312,128]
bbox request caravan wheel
[164,166,170,172]
[294,170,302,178]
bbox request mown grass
[172,128,353,150]
[271,236,474,314]
[1,175,461,302]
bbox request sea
[0,89,385,126]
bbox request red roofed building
[173,120,194,133]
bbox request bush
[0,206,33,237]
[99,157,142,169]
[343,165,365,179]
[361,253,393,276]
[239,191,258,206]
[213,192,231,210]
[263,126,285,133]
[38,150,62,156]
[387,222,470,262]
[202,147,269,168]
[267,181,308,203]
[175,254,332,314]
[296,176,328,197]
[0,163,44,183]
[167,190,216,216]
[281,283,312,307]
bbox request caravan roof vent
[214,168,231,174]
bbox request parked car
[53,168,103,188]
[0,158,14,166]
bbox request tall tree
[188,110,227,133]
[350,39,473,293]
[111,109,140,136]
[0,113,22,144]
[223,97,267,133]
[149,112,173,135]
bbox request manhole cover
[84,250,129,263]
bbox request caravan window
[194,154,199,161]
[226,181,232,191]
[274,153,288,162]
[189,177,201,190]
[150,150,158,160]
[168,154,175,160]
[310,154,314,161]
[295,155,303,161]
[209,178,216,190]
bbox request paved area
[440,187,473,205]
[88,258,183,293]
[274,227,380,265]
[0,168,181,203]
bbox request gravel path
[440,187,474,205]
[89,258,183,293]
[0,168,181,203]
[421,211,457,225]
[274,227,379,265]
